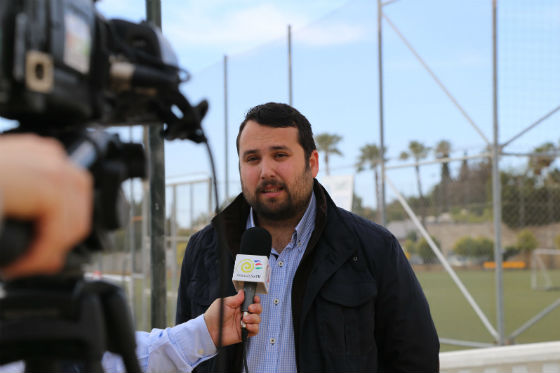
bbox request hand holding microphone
[203,290,262,347]
[232,227,272,339]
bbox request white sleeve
[102,314,217,373]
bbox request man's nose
[259,157,276,179]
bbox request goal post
[531,248,560,290]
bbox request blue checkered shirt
[244,192,316,373]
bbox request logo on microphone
[237,258,264,273]
[238,259,255,273]
[232,254,270,294]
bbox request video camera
[0,0,209,261]
[0,0,207,139]
[0,1,209,371]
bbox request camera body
[0,0,108,126]
[0,0,208,266]
[0,0,199,134]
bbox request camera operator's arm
[102,290,262,373]
[0,134,93,279]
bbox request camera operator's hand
[0,134,93,279]
[204,290,262,347]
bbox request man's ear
[309,150,319,178]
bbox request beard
[242,169,313,222]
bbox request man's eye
[275,153,288,158]
[246,156,258,162]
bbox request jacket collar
[211,178,360,293]
[211,192,250,257]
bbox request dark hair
[236,102,316,160]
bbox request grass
[127,275,178,331]
[415,268,560,351]
[121,268,560,352]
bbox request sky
[1,0,558,227]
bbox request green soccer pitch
[415,269,560,352]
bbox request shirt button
[270,338,276,345]
[278,261,284,267]
[273,298,280,305]
[198,348,204,355]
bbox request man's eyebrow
[242,149,259,158]
[242,145,290,158]
[270,145,290,151]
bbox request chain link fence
[86,0,559,347]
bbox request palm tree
[400,140,430,225]
[529,142,558,225]
[528,142,556,181]
[356,144,385,222]
[434,140,452,213]
[315,133,343,175]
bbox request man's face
[238,120,319,221]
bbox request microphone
[232,227,272,333]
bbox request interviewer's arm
[102,315,214,373]
[102,291,261,373]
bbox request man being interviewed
[176,102,439,372]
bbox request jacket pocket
[319,279,377,307]
[316,268,378,359]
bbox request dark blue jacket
[176,180,439,372]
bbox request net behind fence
[87,0,560,352]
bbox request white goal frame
[531,248,560,290]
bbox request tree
[453,237,476,258]
[400,140,430,225]
[528,142,556,181]
[351,193,377,222]
[416,236,438,264]
[356,143,385,222]
[516,229,538,252]
[546,168,560,186]
[529,142,559,224]
[502,170,560,228]
[456,151,471,208]
[453,236,494,263]
[405,233,439,265]
[458,151,469,182]
[315,133,343,175]
[434,140,452,213]
[474,237,494,259]
[516,229,539,265]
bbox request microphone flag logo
[238,259,255,273]
[232,254,271,294]
[236,258,264,273]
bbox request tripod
[0,276,141,373]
